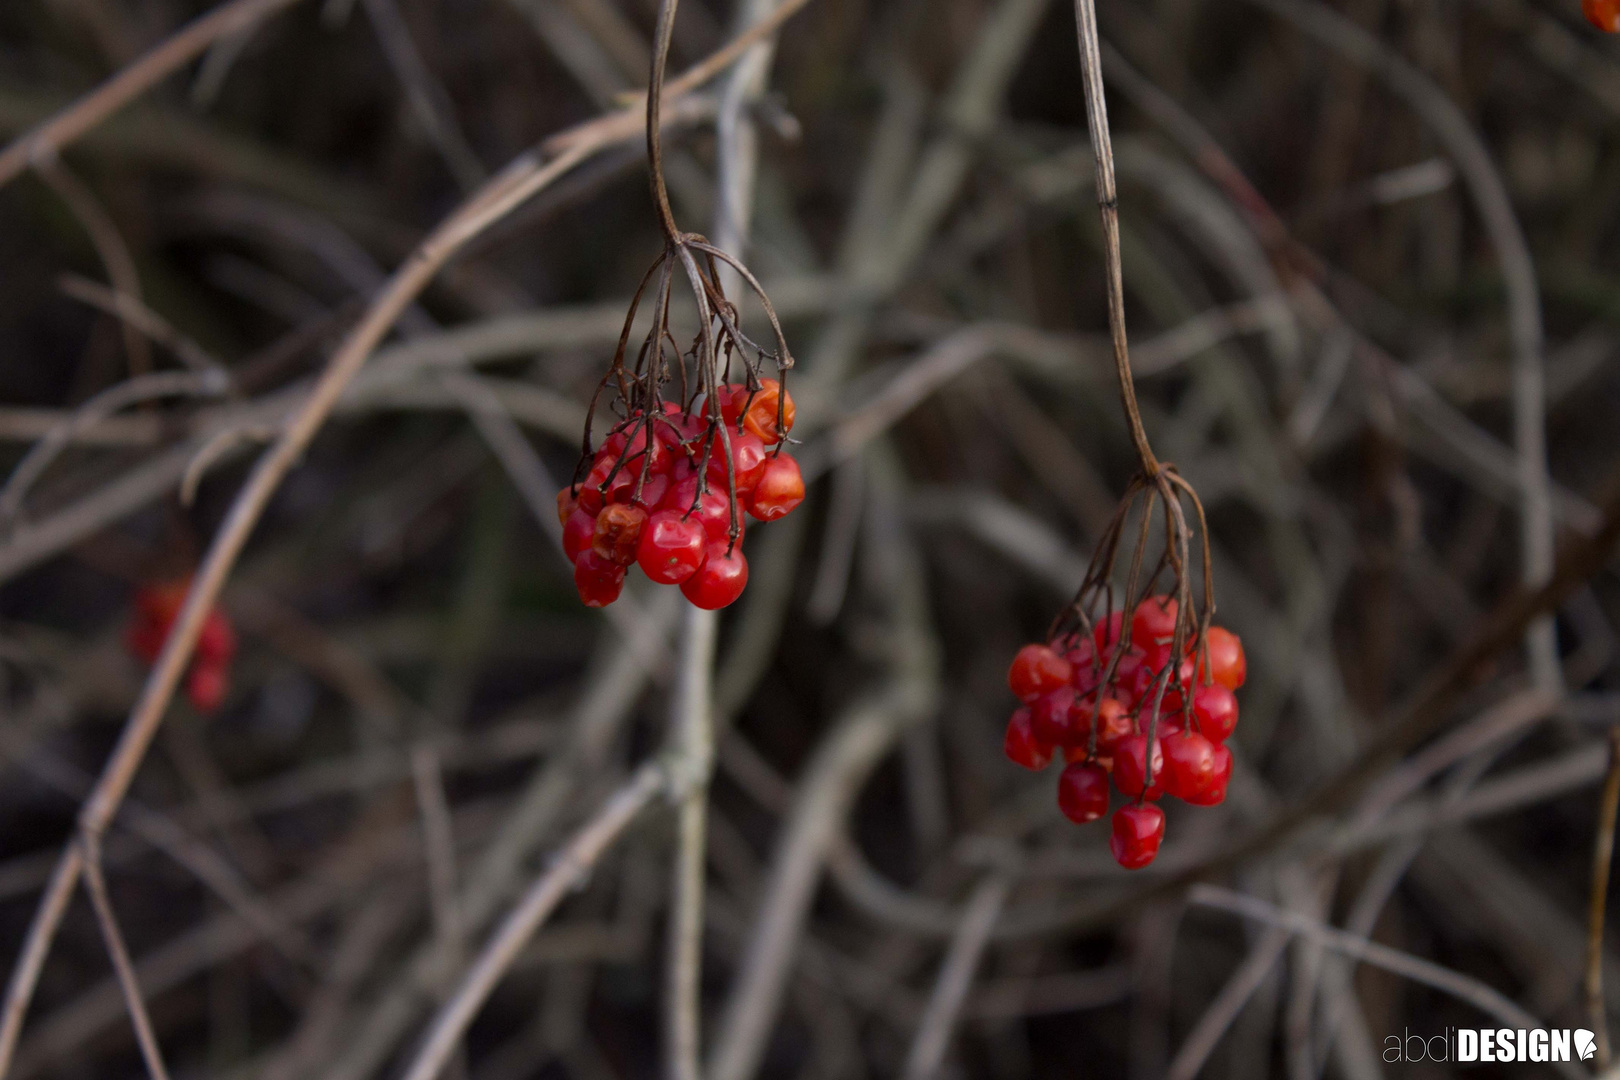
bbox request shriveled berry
[1109,804,1165,869]
[1007,644,1072,703]
[1182,744,1232,806]
[1162,730,1218,802]
[1131,595,1178,655]
[748,454,805,521]
[592,503,648,565]
[636,509,707,585]
[186,662,229,713]
[574,549,626,607]
[1199,627,1246,690]
[1192,683,1239,743]
[1003,707,1053,771]
[1113,734,1164,800]
[740,378,796,443]
[681,542,748,609]
[1030,687,1078,746]
[563,507,597,562]
[1586,0,1620,32]
[1057,762,1110,823]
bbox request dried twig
[1588,728,1620,1069]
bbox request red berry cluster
[126,580,238,713]
[559,379,804,610]
[1002,596,1246,869]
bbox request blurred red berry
[1110,804,1165,869]
[556,488,578,526]
[1030,687,1078,746]
[1003,707,1053,771]
[563,507,597,562]
[186,662,228,713]
[574,549,626,607]
[1008,644,1071,703]
[1057,762,1109,824]
[1092,697,1133,751]
[1182,744,1232,806]
[1131,595,1177,655]
[1092,611,1126,654]
[1586,0,1620,31]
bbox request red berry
[602,421,670,475]
[1092,697,1133,751]
[1198,627,1246,690]
[557,488,578,527]
[615,470,669,510]
[1192,683,1239,743]
[563,507,597,562]
[1586,0,1620,31]
[1162,730,1218,801]
[1113,734,1164,800]
[1092,611,1126,654]
[1109,804,1165,869]
[666,476,743,545]
[748,454,805,522]
[1131,595,1178,654]
[592,503,648,565]
[1003,707,1053,770]
[579,457,632,514]
[1112,647,1153,708]
[574,549,626,607]
[740,378,796,443]
[636,509,707,585]
[186,662,228,713]
[705,430,768,494]
[196,611,236,666]
[702,385,748,428]
[1007,644,1072,703]
[1030,687,1078,746]
[1057,762,1110,823]
[1182,744,1232,806]
[681,542,748,609]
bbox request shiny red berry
[1007,644,1072,703]
[1131,595,1178,654]
[681,542,748,609]
[1113,734,1164,800]
[706,430,768,494]
[1192,683,1239,743]
[1057,762,1109,823]
[592,503,647,565]
[748,454,805,522]
[666,476,743,545]
[1182,743,1232,806]
[636,509,707,585]
[1110,803,1165,869]
[573,549,626,607]
[1003,707,1053,771]
[1198,627,1246,690]
[1162,730,1218,802]
[1030,687,1078,746]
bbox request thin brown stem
[1071,0,1157,478]
[646,0,682,245]
[80,839,172,1080]
[1588,727,1620,1069]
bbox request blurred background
[1,0,1620,1076]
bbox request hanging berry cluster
[558,377,803,609]
[560,0,800,612]
[126,580,237,713]
[1003,467,1237,869]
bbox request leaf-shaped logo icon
[1576,1030,1598,1060]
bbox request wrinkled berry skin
[1110,803,1165,869]
[1008,645,1072,703]
[1004,708,1053,771]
